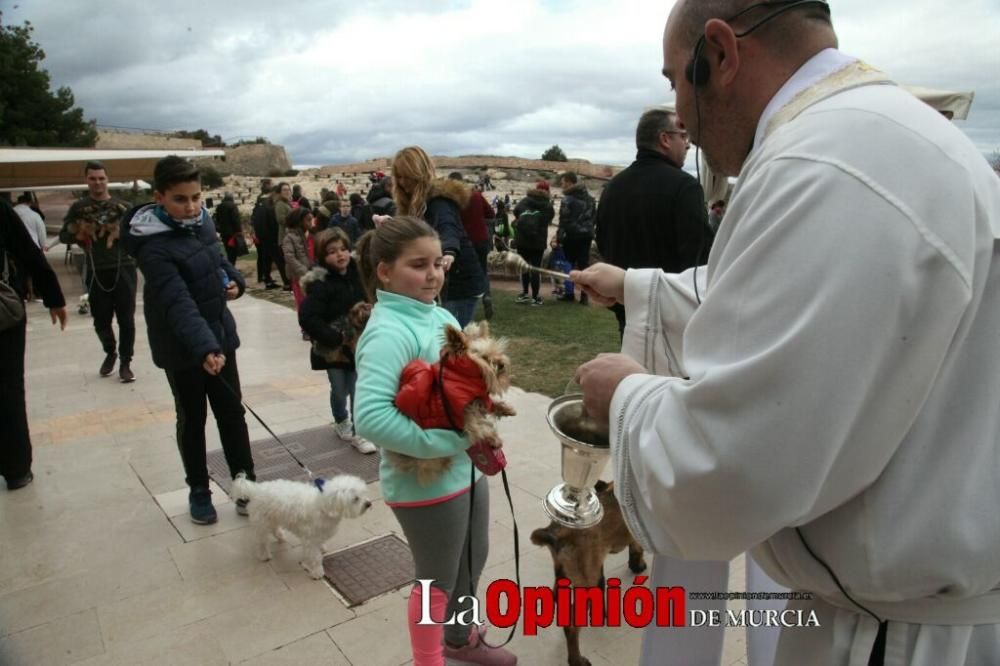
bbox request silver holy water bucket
[544,394,612,529]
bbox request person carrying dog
[353,216,516,666]
[124,156,256,526]
[298,227,375,454]
[63,161,137,381]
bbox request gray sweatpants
[392,476,490,646]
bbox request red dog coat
[395,355,494,431]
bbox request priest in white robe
[572,1,1000,664]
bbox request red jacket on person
[459,190,494,245]
[395,355,493,431]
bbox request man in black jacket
[557,172,597,304]
[595,107,711,336]
[1,200,67,490]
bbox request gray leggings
[392,476,490,646]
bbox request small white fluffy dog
[232,473,372,579]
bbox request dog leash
[437,364,522,650]
[217,373,326,492]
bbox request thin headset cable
[687,0,831,305]
[691,36,706,305]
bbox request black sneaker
[6,471,34,491]
[265,282,281,290]
[189,488,218,525]
[99,352,118,377]
[281,284,293,291]
[515,293,532,304]
[531,297,543,306]
[119,363,135,383]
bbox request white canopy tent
[0,180,151,193]
[905,85,975,120]
[0,148,224,189]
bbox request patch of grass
[482,294,620,396]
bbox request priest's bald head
[662,0,837,176]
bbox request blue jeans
[443,297,478,329]
[326,367,357,425]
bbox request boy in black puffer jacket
[298,228,375,454]
[124,156,256,525]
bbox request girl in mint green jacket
[354,216,516,666]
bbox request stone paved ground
[0,243,749,665]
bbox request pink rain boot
[443,624,518,665]
[408,584,449,666]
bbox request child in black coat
[125,156,255,525]
[298,228,374,453]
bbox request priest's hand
[574,353,647,425]
[570,263,625,307]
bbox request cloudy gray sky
[8,0,1000,168]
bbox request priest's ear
[701,18,742,88]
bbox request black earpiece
[684,37,711,87]
[682,0,830,88]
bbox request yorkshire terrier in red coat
[393,321,516,485]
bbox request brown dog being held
[530,480,647,666]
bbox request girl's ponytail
[356,229,379,302]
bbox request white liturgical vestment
[613,54,1000,665]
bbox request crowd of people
[5,2,999,660]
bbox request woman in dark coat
[0,200,66,490]
[213,192,243,264]
[390,146,486,327]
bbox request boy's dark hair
[17,192,32,204]
[153,156,200,193]
[84,160,106,174]
[561,171,578,185]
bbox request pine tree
[0,14,97,147]
[542,145,568,162]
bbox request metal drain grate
[207,425,380,494]
[323,534,414,606]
